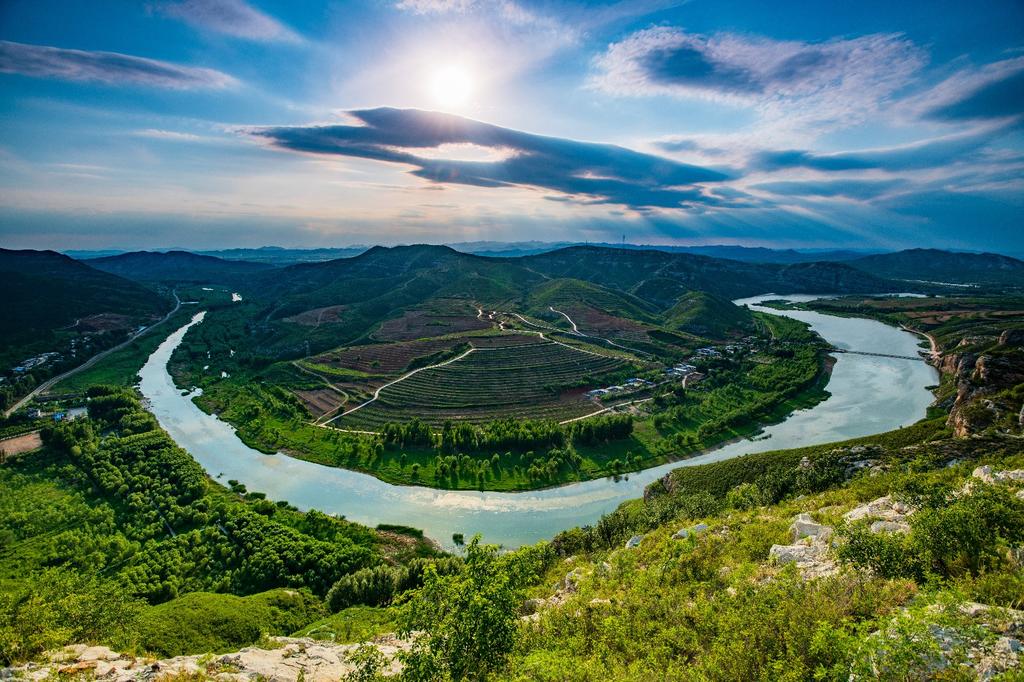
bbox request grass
[136,589,327,657]
[291,605,396,643]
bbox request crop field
[371,299,492,341]
[309,337,465,374]
[335,341,628,427]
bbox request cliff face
[941,332,1024,437]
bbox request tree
[395,538,540,681]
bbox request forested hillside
[0,249,167,354]
[0,386,443,665]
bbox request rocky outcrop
[843,495,914,527]
[942,337,1024,437]
[768,513,838,579]
[856,603,1024,681]
[972,465,1024,485]
[2,637,411,682]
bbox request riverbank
[138,296,938,547]
[180,307,832,492]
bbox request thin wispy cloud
[749,130,1010,173]
[914,57,1024,123]
[0,40,236,89]
[153,0,303,44]
[592,27,925,133]
[751,179,909,200]
[253,108,732,210]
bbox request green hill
[86,250,275,283]
[0,249,168,356]
[524,278,658,323]
[664,291,754,338]
[522,246,896,304]
[850,248,1024,286]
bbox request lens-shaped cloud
[253,108,734,210]
[0,40,237,89]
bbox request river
[138,295,938,548]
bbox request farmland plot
[337,341,628,427]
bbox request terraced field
[335,341,628,427]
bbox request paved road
[3,291,182,417]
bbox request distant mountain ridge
[851,248,1024,286]
[86,250,275,283]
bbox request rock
[844,496,913,524]
[995,469,1024,482]
[870,520,911,534]
[521,598,544,615]
[672,522,709,540]
[790,513,833,542]
[974,465,995,483]
[998,329,1024,347]
[561,569,583,593]
[1017,489,1024,500]
[770,544,820,565]
[768,542,838,579]
[77,646,121,662]
[625,534,644,549]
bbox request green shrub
[0,569,142,665]
[136,589,326,657]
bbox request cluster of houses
[664,362,706,388]
[582,340,759,402]
[585,377,657,400]
[12,352,61,375]
[26,406,87,422]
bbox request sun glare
[429,63,474,109]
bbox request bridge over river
[827,348,926,362]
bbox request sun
[429,63,474,109]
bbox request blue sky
[0,0,1022,252]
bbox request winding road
[328,347,480,421]
[4,291,182,417]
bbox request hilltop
[86,250,275,283]
[851,248,1024,286]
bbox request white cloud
[0,40,237,89]
[592,27,926,134]
[154,0,303,44]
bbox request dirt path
[549,306,580,333]
[559,397,655,424]
[290,361,352,424]
[5,291,183,417]
[900,324,941,361]
[328,347,479,422]
[545,308,652,358]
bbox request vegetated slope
[524,278,659,324]
[0,385,443,665]
[234,244,898,355]
[664,291,755,337]
[0,249,168,354]
[850,248,1024,286]
[521,246,898,305]
[86,250,275,283]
